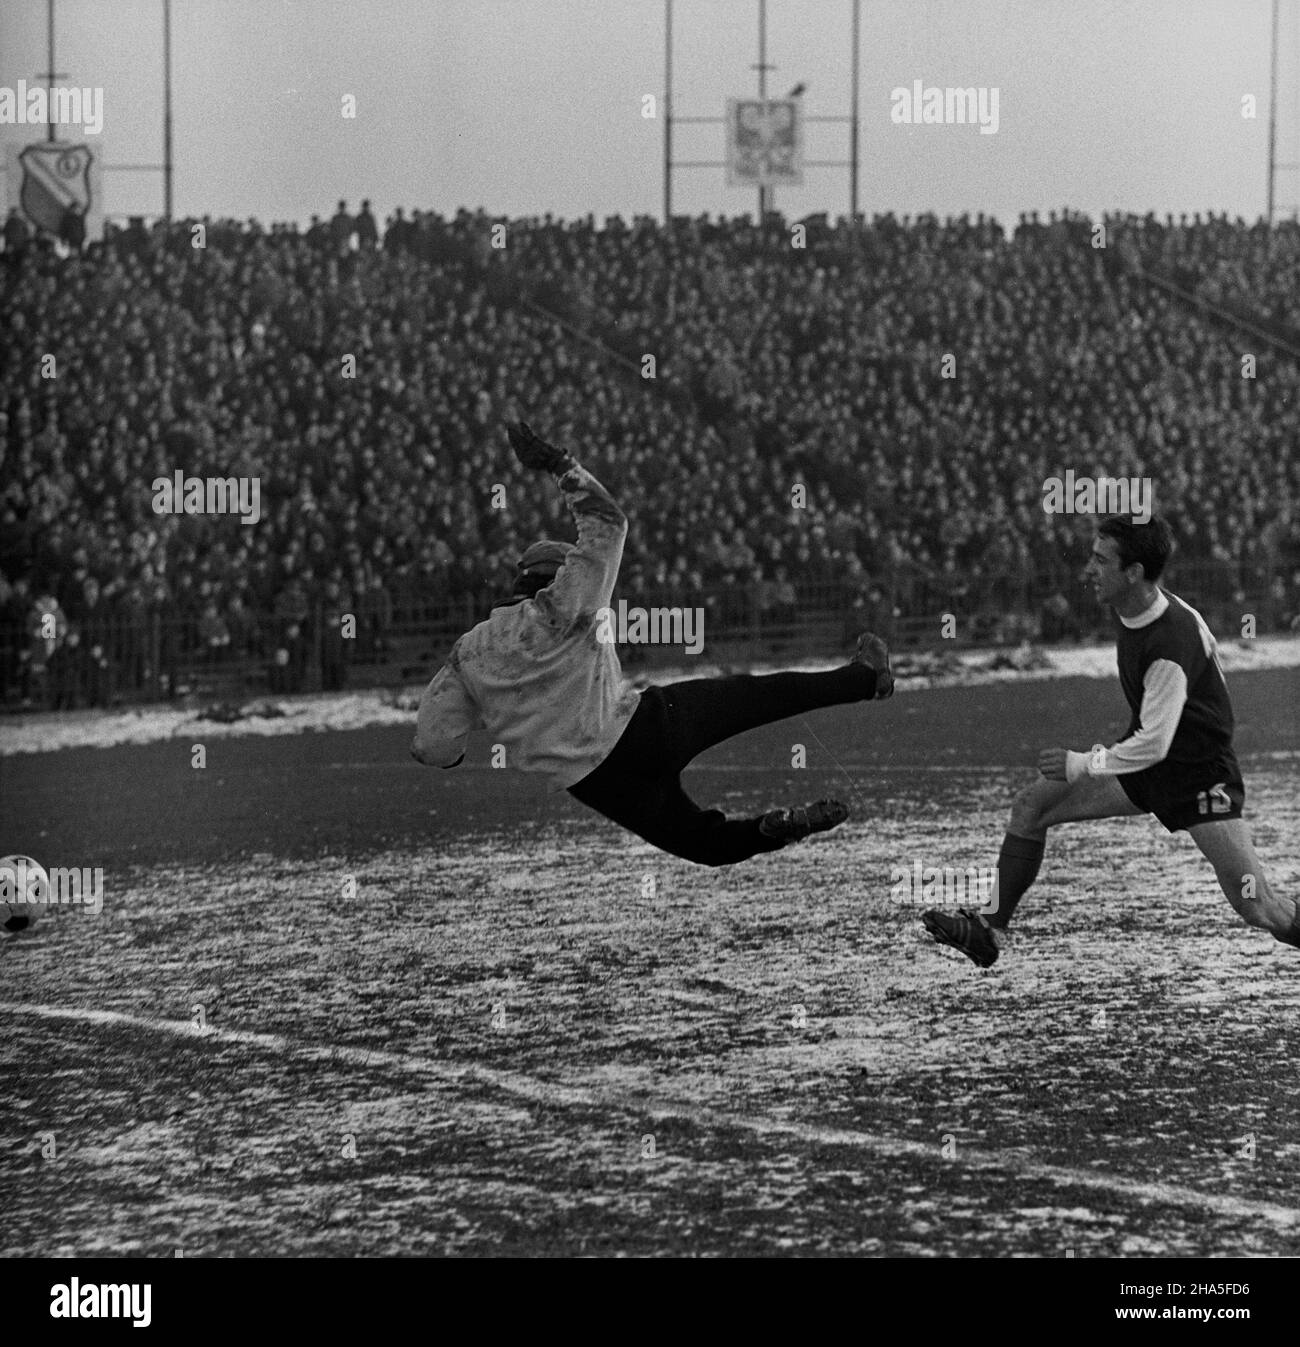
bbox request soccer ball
[0,855,48,936]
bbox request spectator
[319,578,352,690]
[58,204,86,254]
[197,601,232,663]
[3,206,31,260]
[328,199,355,253]
[356,200,378,250]
[25,591,68,705]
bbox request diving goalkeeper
[411,420,894,866]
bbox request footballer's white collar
[1119,589,1169,629]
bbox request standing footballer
[923,514,1300,966]
[411,420,894,866]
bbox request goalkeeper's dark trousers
[567,664,877,867]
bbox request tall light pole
[1269,0,1279,223]
[163,0,174,219]
[753,0,775,219]
[34,0,68,144]
[46,0,56,142]
[850,0,860,219]
[663,0,672,221]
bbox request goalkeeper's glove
[506,420,573,474]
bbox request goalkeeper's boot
[759,798,848,844]
[853,632,895,699]
[922,907,1002,968]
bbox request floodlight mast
[1266,0,1300,224]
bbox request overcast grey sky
[1,0,1297,226]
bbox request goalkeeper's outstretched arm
[507,420,628,619]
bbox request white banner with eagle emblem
[725,98,803,188]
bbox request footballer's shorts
[1118,753,1245,833]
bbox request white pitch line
[7,1001,1300,1231]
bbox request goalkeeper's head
[513,539,574,597]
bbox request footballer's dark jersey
[1114,590,1234,768]
[1074,589,1246,832]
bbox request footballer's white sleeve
[1065,658,1188,782]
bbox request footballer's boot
[853,632,895,699]
[922,907,1002,968]
[759,797,848,844]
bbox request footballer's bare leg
[1187,818,1300,945]
[923,774,1140,967]
[1012,773,1142,839]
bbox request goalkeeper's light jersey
[412,459,640,791]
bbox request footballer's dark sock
[987,833,1046,929]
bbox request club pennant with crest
[17,141,94,235]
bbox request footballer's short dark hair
[1097,514,1175,582]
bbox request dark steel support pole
[850,0,860,218]
[664,0,672,222]
[164,0,174,220]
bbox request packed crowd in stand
[2,199,1298,704]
